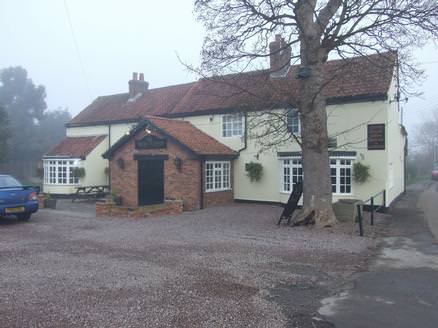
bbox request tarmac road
[318,180,438,328]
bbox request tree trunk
[298,62,337,227]
[293,1,337,226]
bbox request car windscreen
[0,176,22,188]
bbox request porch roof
[103,117,238,160]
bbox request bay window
[43,159,80,185]
[205,161,231,192]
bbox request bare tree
[194,0,438,226]
[413,108,438,170]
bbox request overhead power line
[63,0,93,102]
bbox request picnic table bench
[72,185,109,202]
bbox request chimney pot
[269,35,291,77]
[129,73,149,98]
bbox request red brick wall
[96,200,183,218]
[110,129,202,210]
[202,161,234,208]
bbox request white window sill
[205,188,232,193]
[44,183,80,186]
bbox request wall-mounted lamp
[174,157,183,171]
[209,115,214,122]
[116,158,125,170]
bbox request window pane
[205,161,230,191]
[222,114,242,137]
[286,109,300,134]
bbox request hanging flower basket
[353,162,370,184]
[245,162,263,182]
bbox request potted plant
[44,193,57,209]
[245,162,263,182]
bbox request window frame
[222,113,244,138]
[280,156,354,196]
[286,108,300,135]
[205,161,231,192]
[330,158,353,195]
[43,159,81,185]
[280,157,303,193]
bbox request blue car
[0,175,39,221]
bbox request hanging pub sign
[367,124,385,150]
[135,135,167,149]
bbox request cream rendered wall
[82,139,109,187]
[43,184,78,194]
[182,93,405,205]
[385,82,406,205]
[66,123,135,146]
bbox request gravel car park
[0,203,376,327]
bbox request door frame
[136,155,168,206]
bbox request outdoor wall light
[174,157,182,171]
[116,158,125,170]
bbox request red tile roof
[103,117,237,159]
[44,135,107,159]
[147,117,237,157]
[68,52,396,126]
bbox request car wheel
[17,213,31,221]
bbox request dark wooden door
[138,160,164,206]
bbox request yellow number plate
[5,207,25,214]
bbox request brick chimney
[269,35,291,77]
[128,72,149,98]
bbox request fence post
[357,204,363,236]
[383,190,386,210]
[370,196,374,226]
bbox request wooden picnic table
[72,185,109,202]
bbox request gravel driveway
[0,203,375,327]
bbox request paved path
[419,181,438,242]
[318,181,438,327]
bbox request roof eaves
[326,93,388,105]
[66,118,141,128]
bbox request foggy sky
[1,0,437,137]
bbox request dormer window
[222,113,243,137]
[286,108,300,134]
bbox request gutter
[238,111,248,153]
[199,160,204,209]
[108,124,112,189]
